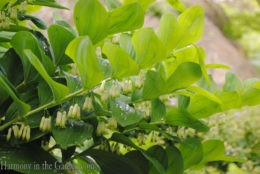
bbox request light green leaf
[119,33,136,58]
[48,24,75,65]
[105,0,121,10]
[198,140,244,166]
[142,70,166,99]
[107,3,144,35]
[124,0,155,11]
[132,28,166,68]
[179,138,203,169]
[188,94,222,118]
[157,13,178,54]
[66,36,104,89]
[74,0,108,43]
[206,63,231,69]
[166,108,209,132]
[165,62,202,92]
[166,0,186,12]
[24,50,69,101]
[223,72,243,92]
[103,43,139,79]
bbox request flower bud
[135,75,144,88]
[61,111,67,128]
[121,80,133,94]
[101,92,109,103]
[40,116,45,131]
[56,111,63,127]
[18,124,25,138]
[83,97,93,111]
[22,126,27,140]
[26,126,30,142]
[45,117,51,131]
[6,128,12,141]
[108,117,117,129]
[67,106,74,118]
[96,122,107,136]
[12,125,19,138]
[109,84,120,98]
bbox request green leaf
[219,92,241,110]
[107,3,144,35]
[124,0,155,10]
[32,0,68,9]
[110,99,143,127]
[24,50,69,101]
[37,81,53,105]
[103,42,139,79]
[143,70,166,100]
[111,133,166,174]
[132,28,166,68]
[79,149,143,174]
[52,119,93,149]
[160,6,204,50]
[18,14,48,29]
[0,72,30,115]
[151,98,166,122]
[74,0,108,44]
[165,145,184,174]
[125,151,149,174]
[119,33,136,58]
[147,145,168,174]
[179,138,203,169]
[66,36,104,89]
[165,62,202,92]
[48,24,75,65]
[206,63,230,69]
[166,108,209,132]
[188,94,222,118]
[0,31,15,42]
[11,31,55,83]
[178,95,190,110]
[105,0,121,10]
[166,0,186,12]
[157,13,178,54]
[223,72,243,92]
[0,145,59,174]
[197,140,244,166]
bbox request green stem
[0,88,85,131]
[0,77,112,131]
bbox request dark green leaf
[24,50,69,101]
[110,99,143,127]
[52,119,93,149]
[79,149,143,174]
[151,99,166,122]
[165,145,184,174]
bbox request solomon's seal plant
[0,0,260,173]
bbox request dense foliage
[0,0,259,173]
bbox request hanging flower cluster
[6,124,31,142]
